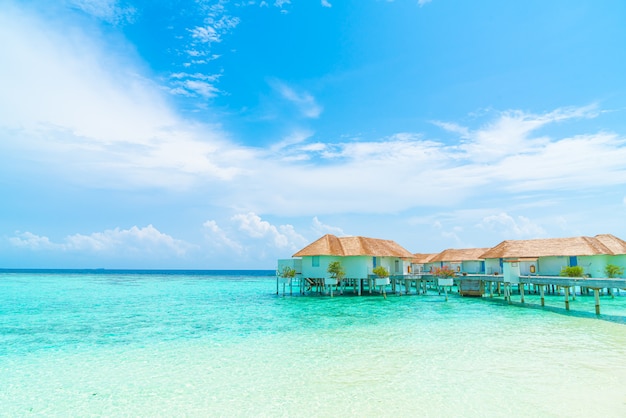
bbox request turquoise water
[1,271,626,417]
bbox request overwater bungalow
[410,253,437,274]
[428,247,490,274]
[425,248,490,296]
[479,234,626,278]
[279,234,414,295]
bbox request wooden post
[489,281,493,298]
[594,288,600,315]
[540,285,545,306]
[444,285,448,301]
[520,282,525,303]
[564,287,570,310]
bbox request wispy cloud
[169,72,221,98]
[418,0,432,7]
[321,0,332,7]
[68,0,136,24]
[272,81,323,118]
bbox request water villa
[277,233,626,315]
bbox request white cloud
[190,26,221,43]
[203,220,244,253]
[2,4,625,223]
[231,212,307,249]
[9,232,61,250]
[68,0,136,24]
[9,225,193,256]
[418,0,432,7]
[312,217,346,236]
[272,81,323,118]
[321,0,332,7]
[478,212,546,238]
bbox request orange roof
[412,253,438,263]
[293,234,413,258]
[429,248,491,262]
[479,234,626,258]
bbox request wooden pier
[277,273,626,316]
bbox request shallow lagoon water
[1,271,625,417]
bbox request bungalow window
[312,256,320,267]
[373,257,377,267]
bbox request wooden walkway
[452,274,626,315]
[278,273,626,316]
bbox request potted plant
[278,266,296,284]
[326,261,345,286]
[372,265,390,286]
[605,264,624,278]
[433,266,455,286]
[560,266,584,278]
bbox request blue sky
[1,0,625,269]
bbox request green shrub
[327,261,345,280]
[372,265,389,278]
[560,266,584,277]
[279,266,296,278]
[605,264,624,278]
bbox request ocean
[1,270,625,417]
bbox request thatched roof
[429,248,491,262]
[594,234,626,255]
[479,234,626,259]
[293,234,413,258]
[412,253,438,264]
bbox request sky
[1,0,626,269]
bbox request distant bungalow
[277,233,626,304]
[427,247,491,275]
[480,234,626,278]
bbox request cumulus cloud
[231,212,307,250]
[312,217,346,236]
[478,212,546,238]
[9,232,60,250]
[203,220,243,253]
[8,225,193,256]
